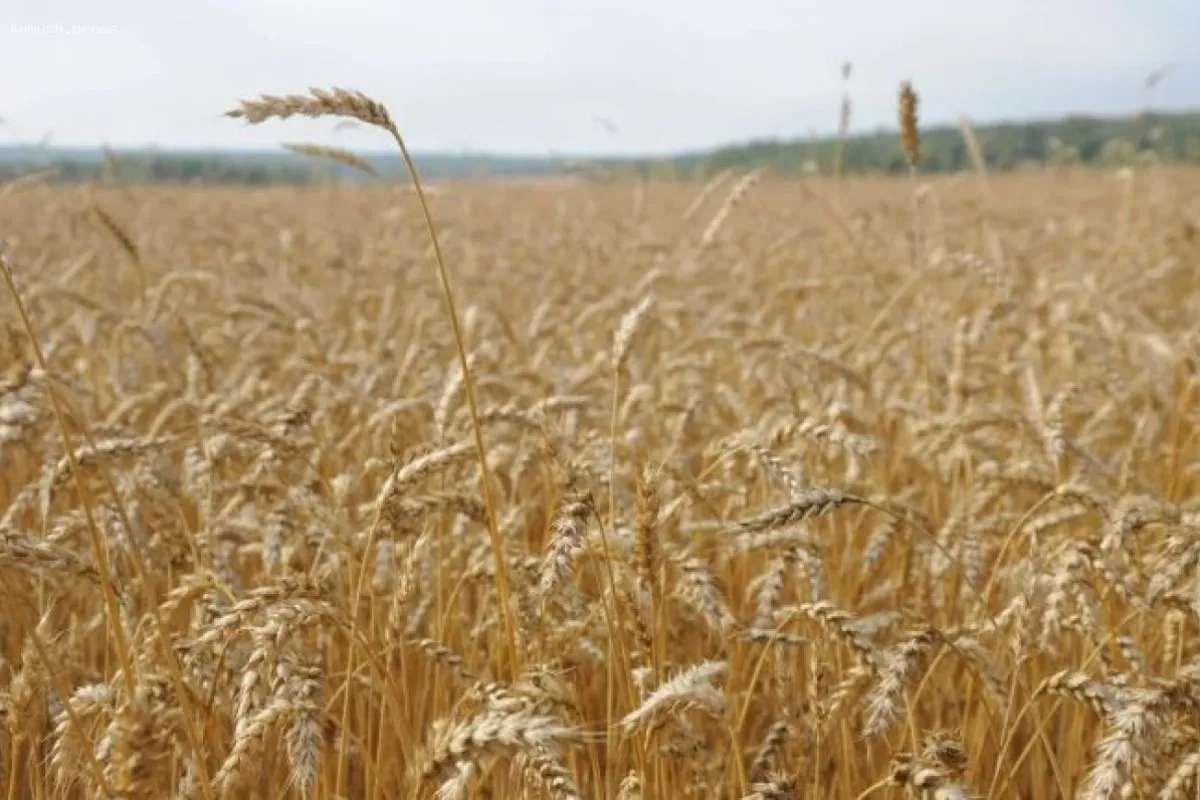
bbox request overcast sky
[2,0,1197,155]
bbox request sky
[2,0,1197,156]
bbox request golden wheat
[2,154,1200,799]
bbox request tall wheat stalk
[899,80,924,271]
[225,86,522,795]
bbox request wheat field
[2,129,1200,800]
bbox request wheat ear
[282,142,379,177]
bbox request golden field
[2,165,1200,799]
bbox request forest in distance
[2,108,1199,185]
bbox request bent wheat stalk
[226,85,521,794]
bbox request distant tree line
[0,151,331,185]
[671,111,1200,175]
[2,110,1199,184]
[0,148,570,185]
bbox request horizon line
[3,105,1198,162]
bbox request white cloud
[1,0,1193,153]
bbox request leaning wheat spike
[618,660,727,733]
[742,772,798,800]
[394,441,477,489]
[632,465,662,603]
[214,699,292,793]
[617,770,644,800]
[612,295,654,371]
[794,601,878,668]
[226,87,393,129]
[0,528,98,582]
[519,747,582,800]
[698,168,762,249]
[861,629,938,738]
[412,638,478,684]
[49,683,113,793]
[418,707,583,787]
[729,488,862,534]
[751,552,790,630]
[749,720,792,780]
[1038,670,1115,717]
[90,205,140,262]
[282,663,324,795]
[537,492,592,600]
[1080,693,1169,800]
[676,557,738,633]
[282,142,379,177]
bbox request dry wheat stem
[226,86,520,795]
